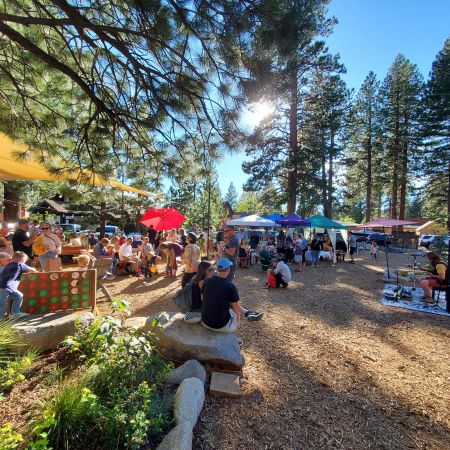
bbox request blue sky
[216,0,450,197]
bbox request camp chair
[259,251,272,271]
[89,258,114,302]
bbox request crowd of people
[0,218,446,331]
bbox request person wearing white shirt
[268,258,291,288]
[119,237,140,275]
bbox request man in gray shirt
[222,225,240,281]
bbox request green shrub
[0,423,24,450]
[32,315,173,450]
[0,349,38,392]
[0,320,21,364]
[29,380,103,450]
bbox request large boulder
[156,422,192,450]
[145,312,244,370]
[174,377,205,429]
[11,311,94,353]
[166,359,207,386]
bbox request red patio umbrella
[140,208,186,231]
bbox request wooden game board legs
[100,284,113,302]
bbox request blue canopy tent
[275,213,311,227]
[264,213,284,221]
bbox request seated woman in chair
[259,244,272,270]
[419,252,448,303]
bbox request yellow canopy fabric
[0,133,160,198]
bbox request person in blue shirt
[0,251,37,318]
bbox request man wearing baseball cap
[201,258,263,333]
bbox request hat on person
[216,258,233,271]
[18,218,29,225]
[187,232,197,243]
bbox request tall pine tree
[421,38,450,231]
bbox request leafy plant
[28,381,102,450]
[0,320,21,364]
[0,349,39,392]
[36,313,173,449]
[0,423,24,450]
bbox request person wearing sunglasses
[12,218,37,259]
[37,223,61,270]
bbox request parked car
[127,232,143,249]
[350,230,373,242]
[59,223,82,233]
[366,233,394,245]
[419,234,439,248]
[95,225,120,236]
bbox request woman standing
[276,230,286,256]
[181,233,200,287]
[310,235,323,268]
[37,223,61,270]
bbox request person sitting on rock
[201,258,263,334]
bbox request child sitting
[76,254,92,269]
[0,251,37,318]
[370,242,379,260]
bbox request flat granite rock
[11,311,94,353]
[145,312,244,370]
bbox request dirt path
[104,251,450,450]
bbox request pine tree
[381,55,423,219]
[224,183,239,210]
[345,72,384,221]
[241,0,339,213]
[421,38,450,231]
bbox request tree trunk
[321,131,327,215]
[287,71,298,214]
[3,182,20,221]
[365,109,372,222]
[326,131,334,218]
[399,114,409,222]
[99,201,106,239]
[447,159,450,234]
[390,114,401,218]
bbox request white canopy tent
[226,214,277,227]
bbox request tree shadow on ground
[194,260,449,450]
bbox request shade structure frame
[0,133,160,198]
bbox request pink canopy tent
[358,218,418,228]
[358,218,419,273]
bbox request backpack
[173,282,193,313]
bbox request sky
[215,0,450,198]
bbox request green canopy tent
[308,215,347,230]
[307,215,348,263]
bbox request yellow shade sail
[0,133,161,198]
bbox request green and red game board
[19,269,97,314]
